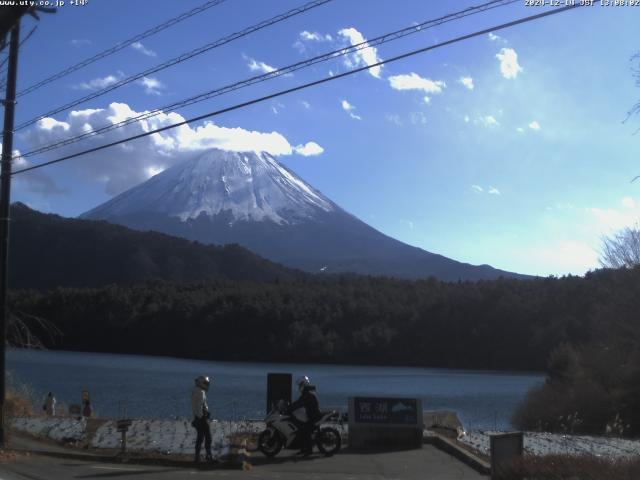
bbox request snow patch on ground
[12,417,87,442]
[13,417,265,459]
[460,430,640,458]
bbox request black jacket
[289,385,321,423]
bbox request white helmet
[296,375,310,392]
[195,375,210,391]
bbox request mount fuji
[81,149,527,280]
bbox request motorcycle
[257,407,342,457]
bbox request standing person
[288,375,321,456]
[44,392,56,416]
[191,375,213,463]
[82,400,93,417]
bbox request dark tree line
[9,267,637,372]
[513,265,640,436]
[11,266,640,434]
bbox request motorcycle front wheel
[315,427,341,456]
[258,428,283,457]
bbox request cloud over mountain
[23,102,323,195]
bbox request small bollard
[116,419,132,454]
[490,432,523,479]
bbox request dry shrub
[2,385,35,449]
[512,379,612,434]
[496,454,640,480]
[5,389,34,420]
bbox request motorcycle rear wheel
[258,429,283,457]
[315,427,341,456]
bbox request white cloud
[400,219,415,230]
[341,100,355,111]
[464,115,470,123]
[388,73,446,94]
[496,48,523,79]
[300,31,332,42]
[488,32,504,42]
[386,114,403,126]
[478,115,499,127]
[423,96,431,105]
[589,206,640,234]
[516,127,524,133]
[137,76,165,95]
[70,39,91,47]
[2,143,67,196]
[529,240,599,275]
[410,112,427,125]
[23,102,322,195]
[338,27,382,78]
[528,120,541,131]
[38,117,70,132]
[145,165,165,178]
[459,76,474,90]
[471,184,501,195]
[294,141,324,156]
[131,41,157,57]
[246,56,276,74]
[622,196,636,209]
[301,101,311,109]
[73,72,124,91]
[341,99,361,120]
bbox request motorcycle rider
[191,375,214,463]
[288,375,321,456]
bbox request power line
[13,4,582,177]
[14,0,334,132]
[0,25,38,91]
[16,0,229,98]
[19,0,519,160]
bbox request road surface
[0,446,486,479]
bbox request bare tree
[600,224,640,269]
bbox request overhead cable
[16,0,229,98]
[14,0,334,131]
[13,4,582,176]
[19,0,518,159]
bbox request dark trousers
[291,417,313,453]
[193,416,212,457]
[300,422,313,453]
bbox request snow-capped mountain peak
[82,149,335,225]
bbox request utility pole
[0,19,20,449]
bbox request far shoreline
[7,347,547,377]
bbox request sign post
[116,419,132,454]
[266,373,292,414]
[348,397,423,450]
[490,432,523,479]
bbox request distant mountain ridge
[81,148,530,281]
[9,202,300,290]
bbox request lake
[7,349,544,430]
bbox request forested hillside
[11,267,638,372]
[10,203,300,288]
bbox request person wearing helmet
[288,375,321,456]
[191,375,213,463]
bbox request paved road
[0,446,485,480]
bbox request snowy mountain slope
[81,149,529,281]
[83,149,335,225]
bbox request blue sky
[5,0,640,277]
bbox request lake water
[7,349,544,430]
